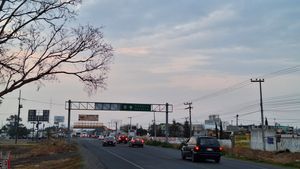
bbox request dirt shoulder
[0,139,83,169]
[224,147,300,169]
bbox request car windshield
[198,137,219,146]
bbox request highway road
[77,138,285,169]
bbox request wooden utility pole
[251,78,266,151]
[15,90,22,144]
[184,102,193,137]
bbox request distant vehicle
[102,136,116,147]
[129,136,144,148]
[181,136,222,163]
[117,135,129,144]
[90,134,98,138]
[98,135,104,140]
[80,133,88,138]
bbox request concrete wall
[251,129,276,151]
[218,139,232,148]
[277,137,300,152]
[251,129,300,152]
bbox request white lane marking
[101,148,145,169]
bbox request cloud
[117,47,150,56]
[149,55,210,74]
[168,73,243,91]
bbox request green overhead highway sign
[120,103,151,111]
[94,102,151,112]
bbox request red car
[117,135,129,144]
[129,137,144,148]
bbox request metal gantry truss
[65,101,173,112]
[65,100,173,143]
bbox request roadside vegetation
[146,139,300,168]
[0,139,82,169]
[224,147,300,169]
[146,140,181,149]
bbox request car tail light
[219,147,223,151]
[141,139,144,143]
[131,140,135,143]
[194,146,200,152]
[126,138,128,140]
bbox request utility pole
[165,103,169,143]
[236,114,239,127]
[128,117,132,130]
[251,78,266,151]
[15,90,22,144]
[67,100,71,143]
[115,121,118,134]
[153,111,156,139]
[184,102,193,137]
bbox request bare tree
[0,0,113,97]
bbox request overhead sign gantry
[65,100,173,142]
[65,101,172,112]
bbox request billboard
[28,109,50,122]
[54,116,65,123]
[78,114,99,121]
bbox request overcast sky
[1,0,300,129]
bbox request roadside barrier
[0,151,11,169]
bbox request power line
[174,65,300,106]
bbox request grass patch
[224,147,300,169]
[1,139,83,169]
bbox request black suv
[181,136,222,163]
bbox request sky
[0,0,300,130]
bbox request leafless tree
[0,0,113,97]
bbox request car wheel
[191,153,198,162]
[141,145,144,148]
[181,151,186,160]
[215,158,221,163]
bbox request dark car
[181,136,222,163]
[102,136,117,146]
[128,137,144,147]
[117,135,129,144]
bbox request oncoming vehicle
[181,136,222,163]
[102,136,117,147]
[117,135,129,144]
[128,137,144,148]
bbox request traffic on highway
[78,138,286,169]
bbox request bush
[146,140,180,149]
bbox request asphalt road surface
[77,138,286,169]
